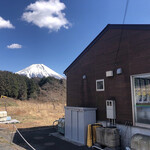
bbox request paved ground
[13,126,92,150]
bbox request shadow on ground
[13,126,91,150]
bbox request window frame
[96,79,105,91]
[131,73,150,128]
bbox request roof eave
[64,24,150,75]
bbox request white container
[65,106,97,145]
[0,111,7,118]
[0,117,7,122]
[131,134,150,150]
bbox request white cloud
[7,44,22,49]
[22,0,70,32]
[0,17,15,29]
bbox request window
[132,74,150,126]
[96,79,104,91]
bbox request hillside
[36,77,66,103]
[0,71,66,103]
[0,98,65,129]
[0,71,66,129]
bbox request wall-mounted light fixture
[82,75,86,79]
[116,68,122,75]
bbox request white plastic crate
[0,117,7,122]
[0,111,7,118]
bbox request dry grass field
[0,98,65,130]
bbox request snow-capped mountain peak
[16,64,64,79]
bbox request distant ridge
[16,64,64,79]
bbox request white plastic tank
[58,118,65,135]
[131,134,150,150]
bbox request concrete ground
[13,126,92,150]
[0,128,25,150]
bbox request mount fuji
[16,64,64,79]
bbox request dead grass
[0,98,65,130]
[0,137,8,144]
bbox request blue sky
[0,0,150,76]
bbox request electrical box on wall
[106,71,113,77]
[106,100,116,119]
